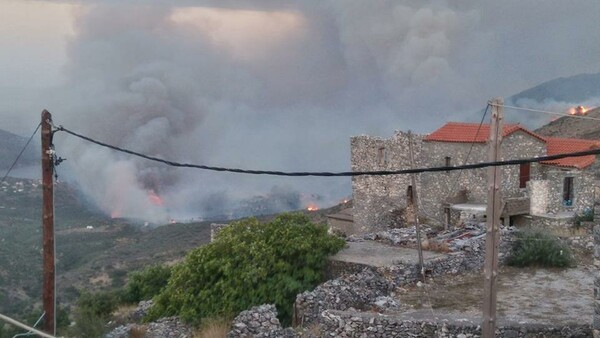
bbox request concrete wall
[351,129,547,232]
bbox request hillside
[510,72,600,104]
[0,176,342,322]
[0,128,37,170]
[0,177,213,318]
[534,106,600,139]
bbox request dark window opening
[377,147,387,166]
[519,163,531,188]
[407,185,414,205]
[563,177,574,206]
[445,156,451,172]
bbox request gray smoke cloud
[4,1,600,222]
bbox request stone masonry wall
[318,310,590,337]
[352,129,547,232]
[295,231,515,327]
[544,168,595,215]
[351,132,420,233]
[529,179,549,215]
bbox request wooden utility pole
[41,110,55,335]
[407,131,425,279]
[482,98,504,337]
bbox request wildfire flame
[111,210,121,219]
[307,204,319,211]
[569,105,589,116]
[147,190,164,206]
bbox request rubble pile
[347,226,435,246]
[227,304,296,338]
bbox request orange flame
[569,105,589,116]
[148,190,164,206]
[111,210,121,219]
[307,204,319,211]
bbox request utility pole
[407,131,425,280]
[482,98,504,337]
[41,110,55,335]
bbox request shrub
[71,291,120,338]
[123,264,172,303]
[148,213,345,325]
[507,229,573,268]
[77,291,120,318]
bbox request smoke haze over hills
[1,1,600,222]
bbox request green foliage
[507,229,573,268]
[77,290,120,318]
[70,291,121,338]
[123,264,172,303]
[148,213,345,325]
[69,309,106,338]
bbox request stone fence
[318,310,590,337]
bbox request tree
[148,213,345,325]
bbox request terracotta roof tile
[424,122,546,143]
[541,137,600,169]
[424,122,599,169]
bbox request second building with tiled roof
[347,122,598,234]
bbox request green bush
[70,291,120,338]
[148,213,345,325]
[507,229,573,268]
[123,264,172,303]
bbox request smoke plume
[4,1,600,222]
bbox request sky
[1,0,599,222]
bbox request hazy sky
[1,0,599,221]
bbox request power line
[496,103,600,121]
[1,123,41,184]
[53,124,600,177]
[447,103,490,200]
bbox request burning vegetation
[569,105,590,116]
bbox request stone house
[351,122,600,233]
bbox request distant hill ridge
[0,128,38,170]
[511,72,600,103]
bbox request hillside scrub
[507,229,573,268]
[122,264,172,303]
[147,213,346,325]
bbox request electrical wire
[1,123,41,184]
[495,103,600,121]
[53,124,600,177]
[446,103,490,206]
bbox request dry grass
[112,304,139,325]
[194,318,231,338]
[129,325,147,338]
[426,241,451,253]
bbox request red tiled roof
[424,122,600,169]
[424,122,546,143]
[541,137,600,169]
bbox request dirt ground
[394,263,594,325]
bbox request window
[377,147,387,166]
[519,163,530,188]
[445,156,451,172]
[563,177,574,206]
[407,185,414,205]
